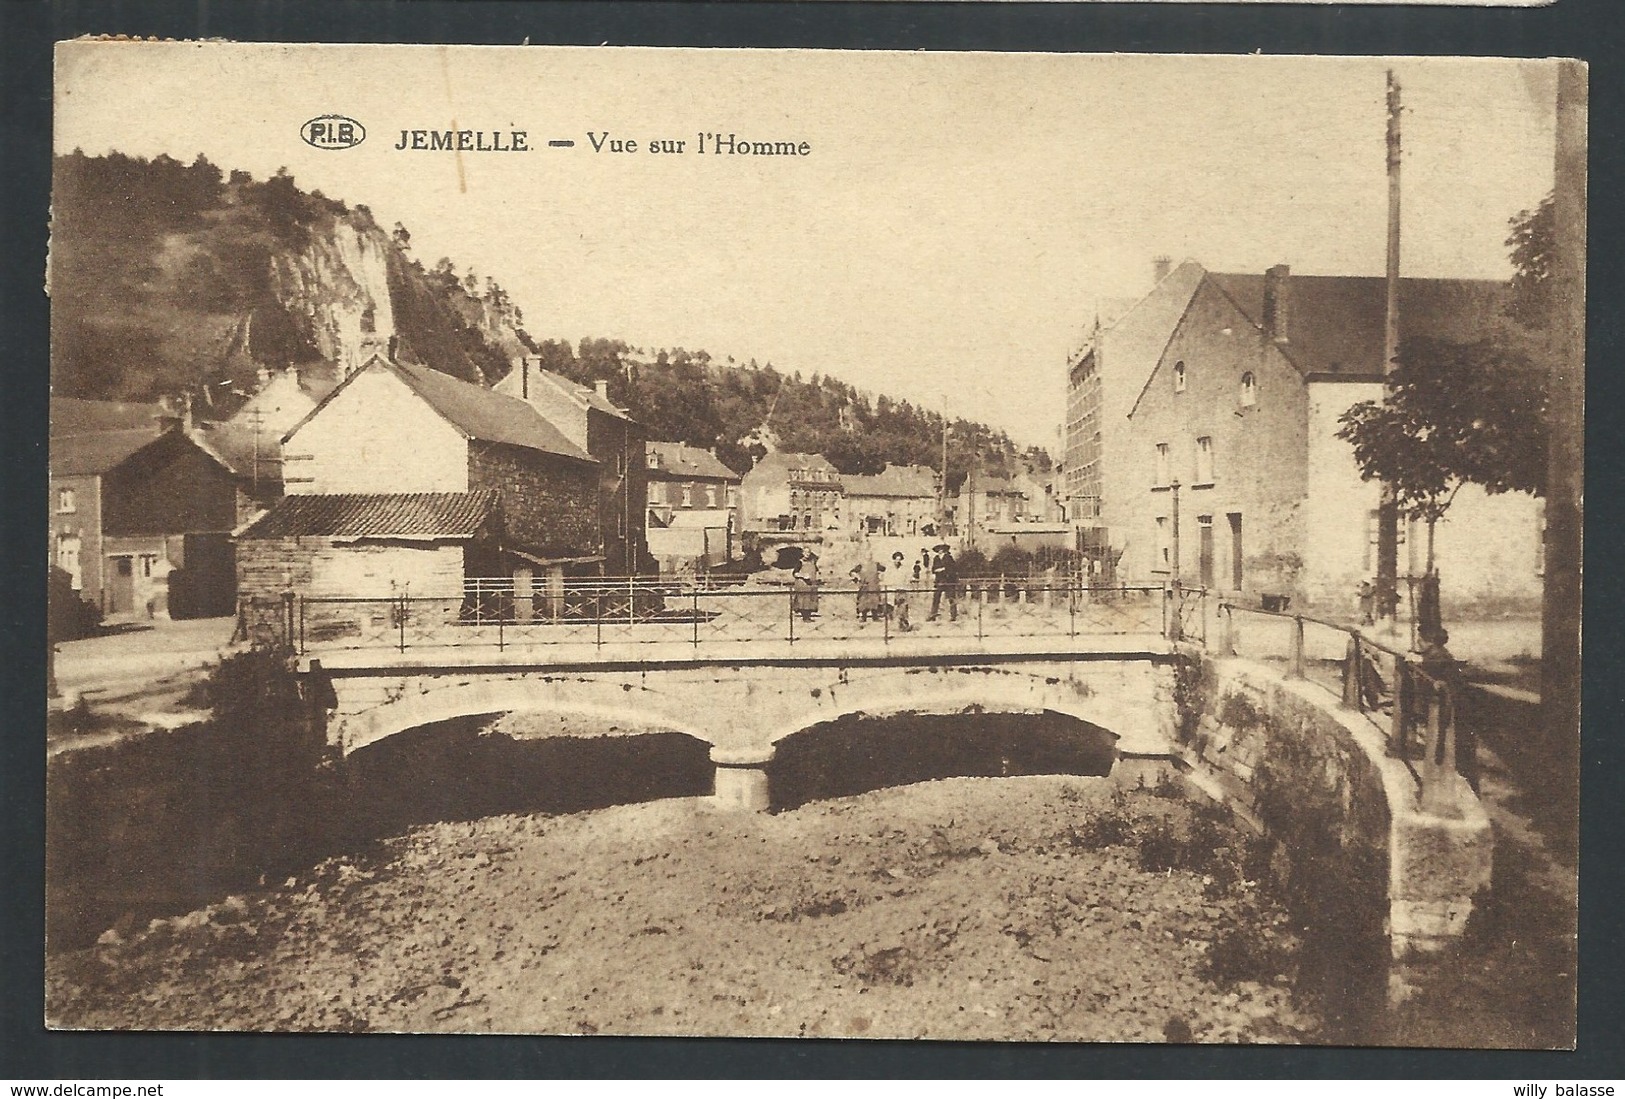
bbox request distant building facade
[644,441,742,570]
[843,464,937,536]
[741,451,843,535]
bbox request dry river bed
[48,776,1319,1041]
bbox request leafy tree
[1336,333,1546,575]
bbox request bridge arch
[335,674,716,755]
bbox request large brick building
[1067,259,1543,612]
[238,354,603,611]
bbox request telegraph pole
[1376,69,1404,633]
[939,395,950,534]
[1543,61,1585,806]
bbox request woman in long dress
[850,557,884,622]
[792,553,821,620]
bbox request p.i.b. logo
[301,114,366,150]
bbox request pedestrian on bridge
[792,552,821,621]
[890,551,914,631]
[928,544,961,623]
[850,556,885,622]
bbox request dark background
[3,0,1621,1080]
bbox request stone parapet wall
[1176,651,1492,959]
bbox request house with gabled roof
[740,451,843,537]
[495,358,649,575]
[845,464,938,537]
[50,399,280,618]
[237,354,605,618]
[1068,259,1542,612]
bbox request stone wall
[1176,652,1493,959]
[468,441,598,560]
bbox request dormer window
[646,451,660,470]
[1240,372,1257,408]
[1173,361,1186,393]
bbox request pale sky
[54,44,1560,447]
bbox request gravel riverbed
[47,775,1319,1041]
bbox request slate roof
[189,421,278,480]
[538,368,632,420]
[845,464,937,499]
[1095,260,1208,395]
[51,397,165,436]
[646,441,740,481]
[240,491,500,540]
[1207,272,1508,377]
[389,361,594,461]
[50,427,165,477]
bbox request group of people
[790,544,963,626]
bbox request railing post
[1288,615,1305,679]
[1390,659,1410,758]
[692,588,700,650]
[977,589,984,642]
[1222,603,1236,656]
[498,612,504,652]
[1069,581,1077,639]
[298,596,306,655]
[1341,634,1364,710]
[397,596,407,653]
[788,591,796,645]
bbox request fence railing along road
[241,577,1192,658]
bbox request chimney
[1152,255,1172,284]
[595,380,610,401]
[1262,264,1291,343]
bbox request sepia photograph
[43,42,1582,1047]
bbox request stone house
[49,399,279,618]
[643,441,742,570]
[842,464,938,537]
[238,354,603,614]
[740,451,843,536]
[1066,259,1542,612]
[495,358,649,576]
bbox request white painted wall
[285,365,468,494]
[311,542,465,597]
[1302,380,1385,607]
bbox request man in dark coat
[927,544,960,622]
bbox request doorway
[1198,515,1215,589]
[108,555,135,614]
[1227,513,1243,591]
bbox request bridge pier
[710,746,774,812]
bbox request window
[1173,361,1186,393]
[1155,516,1170,570]
[56,534,82,590]
[56,487,76,514]
[1240,372,1257,407]
[681,484,693,507]
[1154,443,1171,487]
[1195,436,1214,484]
[705,485,719,508]
[646,451,660,469]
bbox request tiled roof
[50,427,164,476]
[388,360,594,462]
[647,441,739,481]
[1208,272,1508,377]
[240,491,500,540]
[846,464,936,498]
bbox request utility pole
[1376,68,1404,633]
[939,395,950,534]
[1543,61,1586,808]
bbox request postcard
[45,43,1581,1046]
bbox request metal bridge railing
[284,577,1188,658]
[1215,601,1475,811]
